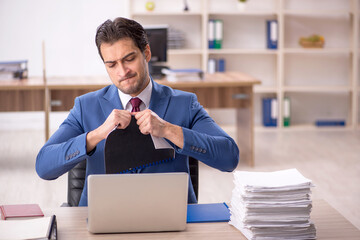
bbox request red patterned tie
[130,97,142,112]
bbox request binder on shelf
[262,97,278,127]
[283,97,291,127]
[214,19,223,49]
[208,20,215,49]
[315,120,345,127]
[105,116,175,174]
[207,58,226,73]
[187,203,230,223]
[218,58,226,72]
[208,58,216,74]
[266,20,278,49]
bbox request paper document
[234,168,313,189]
[229,169,316,240]
[151,135,173,151]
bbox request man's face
[100,38,151,97]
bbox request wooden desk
[0,72,260,166]
[0,77,45,111]
[44,199,360,240]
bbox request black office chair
[65,157,199,207]
[66,160,87,207]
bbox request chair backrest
[188,157,199,201]
[67,160,87,207]
[66,157,199,207]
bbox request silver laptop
[87,172,189,233]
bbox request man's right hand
[86,109,131,153]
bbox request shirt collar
[118,79,152,111]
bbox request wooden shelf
[281,124,353,131]
[284,9,352,16]
[256,124,353,132]
[284,86,352,93]
[284,48,352,54]
[209,11,277,16]
[208,49,278,55]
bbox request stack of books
[0,60,28,80]
[161,68,203,82]
[229,169,316,240]
[0,204,57,239]
[168,27,186,49]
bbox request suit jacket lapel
[99,80,170,120]
[99,85,123,118]
[149,79,170,119]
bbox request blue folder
[262,98,277,127]
[315,120,345,127]
[266,20,278,49]
[187,203,230,223]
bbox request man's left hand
[133,109,184,149]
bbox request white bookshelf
[283,10,352,15]
[208,49,277,54]
[129,0,360,131]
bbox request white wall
[0,0,129,77]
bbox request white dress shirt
[118,79,152,111]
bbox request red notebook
[0,204,44,220]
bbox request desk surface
[0,72,261,89]
[44,199,360,240]
[0,77,44,90]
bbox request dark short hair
[95,17,148,61]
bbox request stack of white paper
[161,68,203,82]
[229,168,316,240]
[168,27,186,49]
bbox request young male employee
[36,17,239,206]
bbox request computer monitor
[144,25,168,79]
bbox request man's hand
[134,109,184,149]
[86,109,131,153]
[101,109,132,133]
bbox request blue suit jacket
[36,79,239,206]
